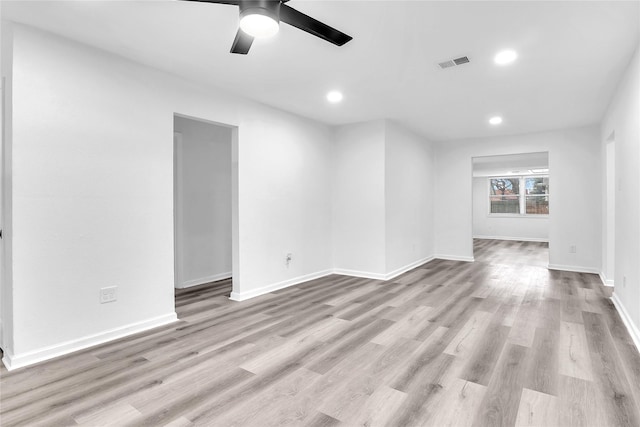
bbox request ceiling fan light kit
[182,0,352,55]
[239,0,280,38]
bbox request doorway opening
[173,114,237,303]
[603,133,615,286]
[471,152,550,267]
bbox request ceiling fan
[182,0,353,54]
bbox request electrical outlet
[100,286,117,304]
[285,253,292,267]
[569,245,577,254]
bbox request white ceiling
[2,0,639,141]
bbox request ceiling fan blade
[179,0,240,4]
[279,3,352,46]
[230,29,254,54]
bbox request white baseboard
[1,312,178,371]
[599,272,615,287]
[230,256,438,302]
[229,270,334,302]
[332,269,387,280]
[334,256,436,282]
[611,292,640,353]
[473,235,549,243]
[435,254,475,262]
[176,272,232,289]
[547,264,599,274]
[384,256,435,280]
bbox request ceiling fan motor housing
[239,0,281,24]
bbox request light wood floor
[1,239,639,426]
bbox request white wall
[601,44,640,347]
[332,120,386,276]
[385,121,434,273]
[602,138,615,285]
[1,20,14,353]
[3,24,334,369]
[472,177,549,241]
[435,126,601,270]
[8,24,175,366]
[333,120,435,279]
[233,104,334,299]
[174,116,232,288]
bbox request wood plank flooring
[1,239,639,426]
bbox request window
[490,178,520,213]
[489,176,549,215]
[525,176,549,214]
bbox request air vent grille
[438,60,456,69]
[438,55,470,69]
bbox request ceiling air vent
[438,56,470,69]
[438,60,456,69]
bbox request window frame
[487,175,549,217]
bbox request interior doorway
[604,134,615,285]
[471,152,550,266]
[173,115,234,292]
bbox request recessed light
[489,116,503,125]
[494,49,518,65]
[326,90,343,103]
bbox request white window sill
[488,214,549,219]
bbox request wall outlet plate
[100,286,117,304]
